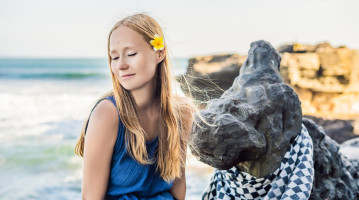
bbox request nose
[117,58,129,70]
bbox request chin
[120,84,138,91]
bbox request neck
[130,79,160,115]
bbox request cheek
[143,62,157,75]
[140,55,158,75]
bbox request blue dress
[84,95,174,200]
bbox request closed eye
[112,53,136,60]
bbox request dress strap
[84,97,110,135]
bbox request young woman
[74,13,195,200]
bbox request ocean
[0,58,212,200]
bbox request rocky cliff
[279,42,359,119]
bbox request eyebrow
[110,46,135,55]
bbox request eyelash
[112,53,137,60]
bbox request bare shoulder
[91,99,118,120]
[86,98,119,139]
[82,98,119,197]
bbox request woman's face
[109,26,165,92]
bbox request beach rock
[304,115,358,144]
[279,43,359,118]
[189,40,359,199]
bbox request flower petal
[150,34,164,51]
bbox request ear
[156,47,166,64]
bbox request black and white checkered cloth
[202,123,314,200]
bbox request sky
[0,0,358,59]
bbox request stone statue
[189,40,359,199]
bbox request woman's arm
[82,99,119,200]
[169,148,187,200]
[170,101,194,200]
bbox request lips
[121,73,135,77]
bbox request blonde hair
[74,13,197,182]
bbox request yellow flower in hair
[150,34,164,51]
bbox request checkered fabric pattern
[202,123,314,200]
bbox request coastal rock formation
[279,42,359,118]
[189,40,359,199]
[304,115,358,144]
